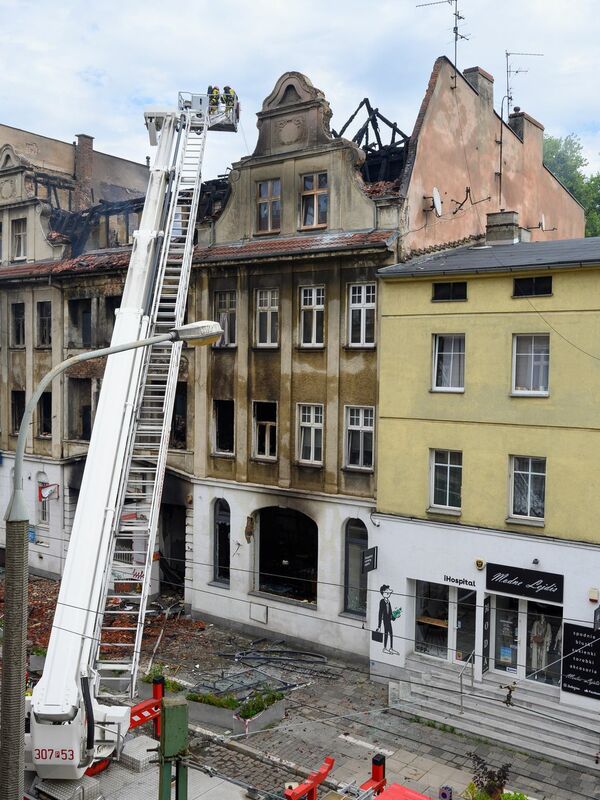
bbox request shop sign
[486,563,563,604]
[482,596,491,674]
[561,623,600,699]
[443,574,476,588]
[362,546,378,573]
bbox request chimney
[486,211,520,245]
[74,133,94,211]
[463,66,494,109]
[508,107,544,158]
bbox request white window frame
[11,218,27,261]
[348,283,376,348]
[214,290,237,347]
[509,455,546,522]
[297,403,324,465]
[432,334,465,392]
[300,286,325,347]
[344,405,374,471]
[429,449,462,511]
[255,288,279,347]
[512,334,549,396]
[252,401,278,460]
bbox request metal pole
[0,332,174,800]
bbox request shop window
[513,276,552,297]
[432,281,467,302]
[11,390,25,434]
[36,301,52,347]
[213,499,231,585]
[345,406,374,470]
[300,286,325,347]
[169,382,187,449]
[344,520,368,616]
[213,399,234,454]
[11,302,25,347]
[255,288,279,347]
[300,172,328,229]
[253,401,277,460]
[11,218,27,260]
[512,334,549,395]
[526,601,562,686]
[433,334,465,391]
[258,507,318,603]
[348,284,376,347]
[430,449,462,510]
[68,378,92,440]
[415,581,449,659]
[37,391,52,437]
[256,179,281,233]
[214,291,236,347]
[510,455,546,520]
[297,404,323,465]
[68,298,92,348]
[494,595,519,674]
[455,588,476,662]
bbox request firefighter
[223,85,235,111]
[209,86,220,114]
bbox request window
[213,499,230,585]
[297,404,323,465]
[510,456,546,520]
[258,507,318,603]
[37,301,52,347]
[213,399,234,454]
[11,218,27,260]
[214,291,236,347]
[11,303,25,347]
[433,334,465,391]
[344,519,368,616]
[37,473,50,526]
[512,334,549,395]
[345,406,374,470]
[256,179,281,233]
[253,401,277,459]
[300,172,328,228]
[0,222,3,261]
[169,382,187,449]
[300,286,325,347]
[348,284,376,347]
[68,298,93,348]
[11,390,25,434]
[513,276,552,297]
[37,392,52,437]
[68,378,92,440]
[432,282,467,302]
[256,289,279,347]
[430,449,462,510]
[104,296,120,345]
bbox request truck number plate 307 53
[34,748,75,761]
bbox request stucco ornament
[0,178,16,200]
[277,118,304,147]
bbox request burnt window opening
[68,298,93,348]
[37,392,52,437]
[214,399,234,454]
[11,390,25,434]
[37,301,52,347]
[432,282,468,302]
[253,401,277,459]
[214,498,231,585]
[513,276,552,297]
[258,507,318,603]
[11,302,25,347]
[169,382,188,449]
[344,519,368,616]
[68,378,92,440]
[104,296,121,344]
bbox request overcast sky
[1,0,598,179]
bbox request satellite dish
[432,187,443,217]
[540,213,546,231]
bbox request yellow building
[370,212,600,730]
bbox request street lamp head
[171,321,223,346]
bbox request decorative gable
[0,144,22,171]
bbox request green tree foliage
[543,133,600,236]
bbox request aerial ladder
[25,89,239,781]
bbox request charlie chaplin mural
[374,584,402,655]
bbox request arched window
[258,507,318,603]
[344,519,368,616]
[214,499,230,585]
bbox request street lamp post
[0,321,221,800]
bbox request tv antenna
[416,0,469,89]
[504,50,544,119]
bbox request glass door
[526,601,562,686]
[415,581,449,659]
[455,588,477,663]
[493,595,519,675]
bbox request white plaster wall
[190,479,373,655]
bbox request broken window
[300,286,325,347]
[255,288,279,347]
[253,401,277,459]
[258,507,318,603]
[11,218,27,260]
[344,519,368,616]
[213,498,231,585]
[214,399,234,454]
[169,382,187,449]
[11,390,25,434]
[37,391,52,437]
[256,179,281,233]
[68,298,93,348]
[214,291,236,347]
[37,301,52,347]
[11,302,25,347]
[68,378,92,440]
[300,172,328,229]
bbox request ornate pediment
[0,144,23,171]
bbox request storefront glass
[526,601,562,686]
[415,581,449,658]
[494,595,519,673]
[455,588,476,662]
